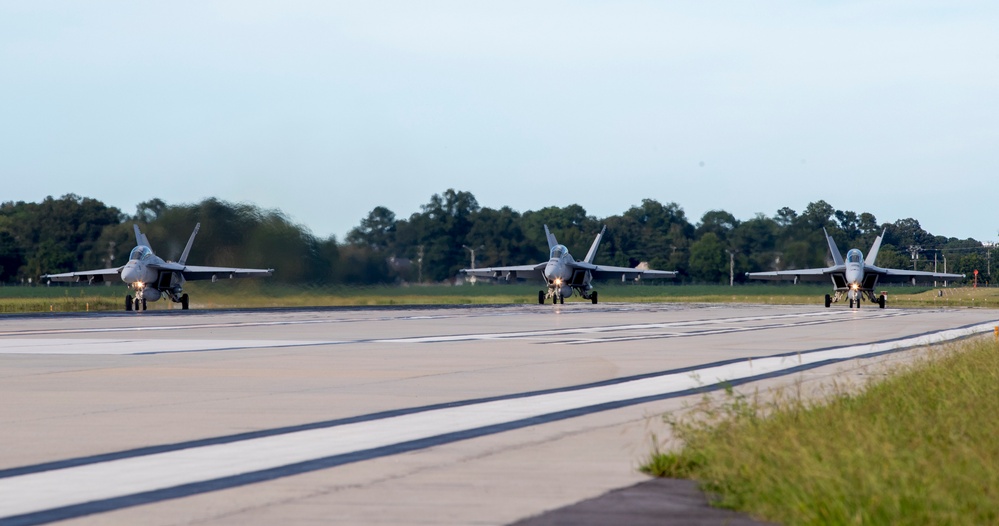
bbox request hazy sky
[2,2,997,242]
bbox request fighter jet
[42,223,273,311]
[460,225,677,304]
[746,228,964,308]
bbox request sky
[2,2,997,242]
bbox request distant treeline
[0,191,991,286]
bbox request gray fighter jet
[460,225,677,304]
[42,223,273,311]
[746,228,964,308]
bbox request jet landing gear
[824,294,832,308]
[125,295,147,311]
[539,289,567,305]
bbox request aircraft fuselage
[544,244,585,300]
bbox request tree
[696,210,739,241]
[688,233,727,283]
[730,214,779,273]
[346,206,396,251]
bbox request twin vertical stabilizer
[865,229,886,266]
[584,226,606,264]
[179,223,201,265]
[823,228,844,267]
[543,225,558,251]
[133,224,152,251]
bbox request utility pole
[417,245,424,284]
[726,250,735,287]
[988,245,992,281]
[934,251,938,287]
[908,245,922,271]
[462,244,483,285]
[462,245,483,269]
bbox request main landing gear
[538,288,598,305]
[825,291,887,309]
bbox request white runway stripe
[0,339,337,355]
[372,310,899,344]
[1,321,993,521]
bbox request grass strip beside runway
[8,282,997,312]
[643,337,999,525]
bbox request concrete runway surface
[1,303,996,525]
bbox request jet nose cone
[121,264,138,283]
[544,261,559,279]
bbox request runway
[1,303,996,525]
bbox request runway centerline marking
[372,310,907,344]
[0,310,912,355]
[1,319,994,525]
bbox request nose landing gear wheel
[181,294,190,310]
[133,298,140,311]
[824,294,831,308]
[559,296,564,304]
[125,295,133,311]
[878,295,886,309]
[591,291,598,304]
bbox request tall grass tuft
[643,338,999,525]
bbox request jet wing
[41,268,123,284]
[866,266,964,283]
[460,263,546,281]
[745,267,839,282]
[581,263,677,281]
[179,265,275,281]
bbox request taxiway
[1,303,995,525]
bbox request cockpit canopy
[846,249,863,264]
[129,245,153,261]
[550,244,568,259]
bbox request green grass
[643,337,999,525]
[1,281,995,312]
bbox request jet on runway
[460,225,677,304]
[746,228,964,308]
[42,223,273,311]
